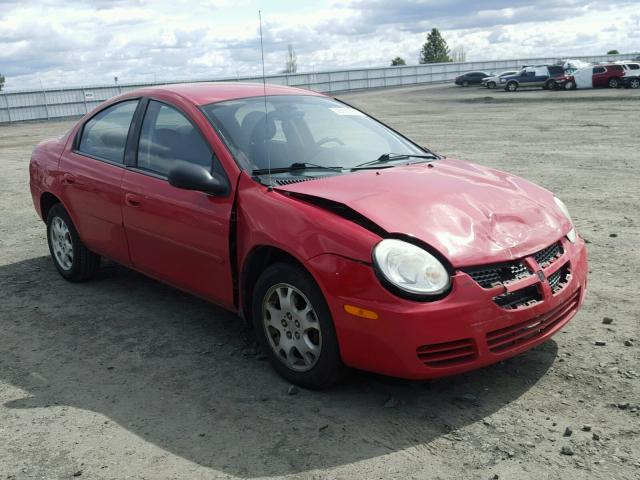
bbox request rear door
[59,99,140,265]
[593,67,607,87]
[121,99,237,308]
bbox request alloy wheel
[262,283,322,372]
[51,216,73,270]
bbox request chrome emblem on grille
[537,270,546,282]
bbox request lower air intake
[416,338,477,367]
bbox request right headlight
[373,239,450,296]
[553,196,577,243]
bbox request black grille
[534,242,563,268]
[463,261,530,289]
[493,285,542,309]
[548,263,571,294]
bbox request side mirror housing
[168,162,230,196]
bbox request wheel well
[40,192,61,222]
[240,246,306,327]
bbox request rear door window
[78,100,138,163]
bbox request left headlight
[373,239,450,296]
[553,196,577,243]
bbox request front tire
[487,81,496,89]
[252,262,345,389]
[505,81,518,92]
[46,204,100,281]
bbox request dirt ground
[1,84,638,480]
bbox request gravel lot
[1,84,638,480]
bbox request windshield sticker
[329,107,365,116]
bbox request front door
[121,99,237,308]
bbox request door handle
[62,173,76,185]
[125,193,142,207]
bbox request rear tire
[629,78,640,89]
[46,203,100,281]
[608,78,619,88]
[252,262,346,389]
[505,81,518,92]
[544,79,555,90]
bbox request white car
[615,61,640,89]
[482,71,518,89]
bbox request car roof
[123,82,325,106]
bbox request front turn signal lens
[344,304,379,320]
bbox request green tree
[0,74,5,92]
[420,28,451,64]
[391,56,406,66]
[607,49,619,55]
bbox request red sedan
[29,83,588,388]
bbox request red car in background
[29,83,588,388]
[559,64,625,89]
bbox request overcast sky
[1,0,639,90]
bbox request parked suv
[618,62,640,89]
[454,72,490,86]
[501,65,565,91]
[557,64,626,90]
[594,64,625,88]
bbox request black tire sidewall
[46,204,98,281]
[251,262,344,389]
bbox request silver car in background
[481,71,518,89]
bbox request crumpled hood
[276,158,571,267]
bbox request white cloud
[0,0,638,90]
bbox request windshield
[201,95,426,173]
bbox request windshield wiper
[252,162,344,175]
[352,153,437,170]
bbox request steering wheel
[316,136,345,147]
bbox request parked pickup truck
[501,65,565,92]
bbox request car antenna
[258,10,273,191]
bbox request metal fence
[1,52,637,124]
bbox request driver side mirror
[168,162,230,196]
